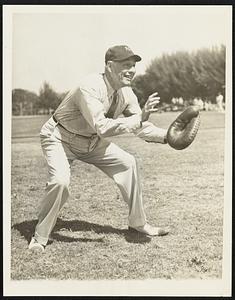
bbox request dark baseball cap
[105,45,142,63]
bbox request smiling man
[29,45,169,252]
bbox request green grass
[11,111,225,280]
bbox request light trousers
[34,117,146,245]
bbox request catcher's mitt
[166,106,200,150]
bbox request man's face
[108,58,137,88]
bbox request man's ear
[106,61,113,72]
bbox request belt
[52,115,97,140]
[52,115,60,127]
[53,115,63,128]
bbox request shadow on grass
[12,217,151,245]
[12,219,38,243]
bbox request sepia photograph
[3,4,232,296]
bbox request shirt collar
[103,73,116,98]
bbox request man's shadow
[12,218,152,245]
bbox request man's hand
[114,116,141,134]
[142,92,160,122]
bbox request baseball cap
[105,45,142,63]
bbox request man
[216,92,224,112]
[29,45,169,252]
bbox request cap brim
[114,54,142,62]
[132,54,142,62]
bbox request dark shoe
[128,223,169,237]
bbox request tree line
[12,82,68,115]
[132,45,225,108]
[12,45,225,115]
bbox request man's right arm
[74,87,141,137]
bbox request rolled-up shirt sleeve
[134,121,167,143]
[75,86,141,137]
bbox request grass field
[11,111,225,280]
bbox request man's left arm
[123,89,167,144]
[134,121,167,144]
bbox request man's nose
[129,66,136,74]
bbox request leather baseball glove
[166,106,200,150]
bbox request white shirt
[54,73,141,137]
[54,72,167,144]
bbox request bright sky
[10,5,231,94]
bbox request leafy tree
[191,45,225,101]
[12,84,66,115]
[12,89,39,115]
[39,82,61,113]
[132,45,225,105]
